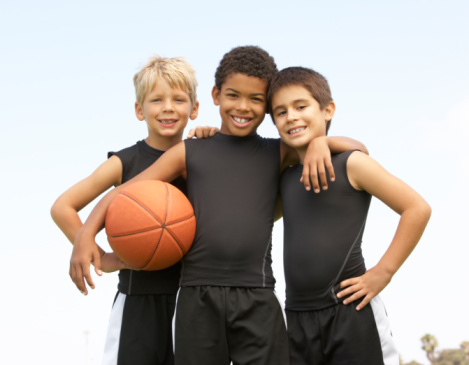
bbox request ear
[211,85,221,106]
[324,100,336,123]
[135,102,145,121]
[190,101,199,120]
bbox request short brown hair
[214,45,278,91]
[268,67,333,131]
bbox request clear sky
[1,1,468,364]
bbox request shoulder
[108,141,140,160]
[346,151,391,191]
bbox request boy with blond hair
[51,55,216,365]
[69,46,366,365]
[268,66,431,365]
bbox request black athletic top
[280,150,371,310]
[108,140,187,295]
[182,133,281,287]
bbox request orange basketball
[104,180,196,270]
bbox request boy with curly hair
[70,46,366,365]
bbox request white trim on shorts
[101,292,126,365]
[172,288,181,354]
[370,296,399,365]
[273,290,287,327]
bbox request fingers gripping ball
[105,180,196,270]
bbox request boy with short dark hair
[51,55,216,365]
[268,66,431,365]
[70,46,366,365]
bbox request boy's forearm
[77,187,120,240]
[327,136,369,155]
[51,203,84,244]
[52,200,106,257]
[376,201,431,277]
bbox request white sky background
[1,1,468,364]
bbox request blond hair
[133,55,198,107]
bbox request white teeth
[288,127,305,134]
[160,120,176,124]
[233,117,249,124]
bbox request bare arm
[301,136,369,192]
[51,156,131,281]
[70,141,187,294]
[337,151,431,310]
[327,136,369,155]
[51,155,122,244]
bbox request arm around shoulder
[327,136,369,155]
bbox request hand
[186,126,219,139]
[336,265,392,310]
[100,252,133,273]
[301,136,335,192]
[69,229,103,295]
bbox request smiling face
[271,84,335,155]
[212,73,268,137]
[135,78,198,149]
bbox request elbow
[50,198,65,224]
[416,200,432,226]
[50,201,59,222]
[359,143,369,156]
[422,201,432,222]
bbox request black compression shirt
[182,133,281,288]
[280,150,371,310]
[108,140,186,295]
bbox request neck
[145,133,182,151]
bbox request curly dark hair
[214,45,278,90]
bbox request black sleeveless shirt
[108,140,186,295]
[182,133,281,288]
[280,150,371,310]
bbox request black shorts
[286,296,399,365]
[174,286,289,365]
[101,292,176,365]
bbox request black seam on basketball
[164,184,169,227]
[120,192,164,225]
[108,216,193,238]
[162,184,184,254]
[163,216,195,254]
[108,226,163,238]
[119,190,166,269]
[142,227,164,269]
[140,184,169,269]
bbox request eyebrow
[272,98,309,114]
[226,88,265,97]
[272,104,285,114]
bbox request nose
[236,97,250,112]
[286,109,298,123]
[163,99,174,112]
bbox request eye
[152,98,161,102]
[227,93,238,98]
[276,110,286,117]
[252,97,265,103]
[297,105,306,110]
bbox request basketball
[104,180,196,270]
